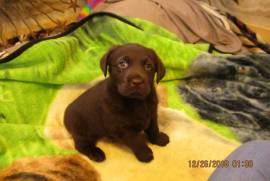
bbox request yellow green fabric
[0,14,235,169]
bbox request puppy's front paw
[135,147,153,163]
[85,147,106,162]
[150,132,169,146]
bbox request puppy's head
[100,44,165,100]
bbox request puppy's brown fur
[64,44,169,162]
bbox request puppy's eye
[145,63,153,71]
[118,60,129,69]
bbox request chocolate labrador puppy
[64,44,169,162]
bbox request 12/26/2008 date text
[188,160,253,168]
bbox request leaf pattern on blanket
[0,13,222,169]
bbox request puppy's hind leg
[73,136,105,162]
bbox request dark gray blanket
[179,53,270,142]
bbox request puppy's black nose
[130,77,144,87]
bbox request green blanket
[0,13,236,169]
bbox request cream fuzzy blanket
[44,80,239,181]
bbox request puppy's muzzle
[129,77,145,89]
[118,74,151,99]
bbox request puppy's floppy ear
[149,49,166,83]
[100,45,120,77]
